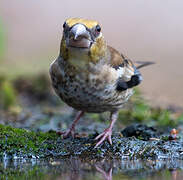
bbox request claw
[95,128,112,148]
[58,111,84,139]
[62,128,75,138]
[95,132,105,140]
[94,111,118,148]
[57,128,75,138]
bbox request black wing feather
[116,63,143,91]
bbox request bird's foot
[57,128,75,139]
[95,128,112,148]
[57,111,84,139]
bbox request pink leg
[95,111,118,148]
[62,111,84,138]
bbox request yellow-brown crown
[66,18,98,29]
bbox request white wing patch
[116,65,135,81]
[116,67,125,77]
[124,68,134,79]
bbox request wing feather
[107,46,142,91]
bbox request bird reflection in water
[95,165,112,180]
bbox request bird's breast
[50,59,133,113]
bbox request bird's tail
[135,61,155,69]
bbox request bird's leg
[62,111,85,138]
[95,111,118,147]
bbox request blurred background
[0,0,183,108]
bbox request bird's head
[60,18,107,64]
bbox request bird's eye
[96,25,101,32]
[63,22,66,28]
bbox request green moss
[0,123,183,160]
[151,108,175,126]
[118,90,180,127]
[0,124,59,158]
[0,80,17,110]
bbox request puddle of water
[1,157,183,180]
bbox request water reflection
[95,165,112,180]
[1,157,183,180]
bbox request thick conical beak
[70,24,90,40]
[68,24,91,48]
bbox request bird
[49,18,147,147]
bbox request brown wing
[108,46,155,70]
[107,46,142,91]
[107,46,136,78]
[107,46,125,67]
